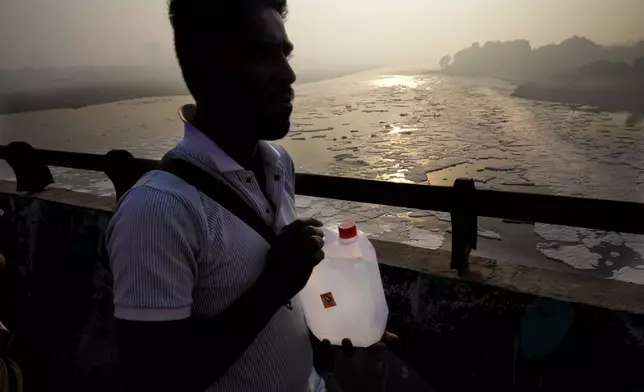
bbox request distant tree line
[565,57,644,82]
[439,55,451,69]
[442,36,644,81]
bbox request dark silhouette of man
[107,1,327,391]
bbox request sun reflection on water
[388,126,419,134]
[370,75,421,89]
[378,169,415,184]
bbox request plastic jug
[299,222,389,347]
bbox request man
[107,1,327,391]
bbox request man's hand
[339,332,400,354]
[316,332,436,392]
[314,332,400,374]
[261,218,325,301]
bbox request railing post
[104,150,139,201]
[450,178,478,276]
[2,142,54,193]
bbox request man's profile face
[200,6,296,142]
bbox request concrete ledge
[373,239,644,315]
[0,180,115,212]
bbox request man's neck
[193,105,259,170]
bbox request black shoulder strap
[158,159,277,245]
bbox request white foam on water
[485,165,519,172]
[404,167,430,183]
[408,210,434,218]
[620,233,644,244]
[626,242,644,259]
[295,195,313,208]
[474,176,496,184]
[534,224,580,242]
[446,226,502,241]
[87,179,115,192]
[581,231,625,248]
[612,266,644,284]
[478,228,502,241]
[403,228,445,250]
[424,159,470,174]
[500,175,535,186]
[431,211,452,222]
[537,243,601,270]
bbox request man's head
[169,0,296,141]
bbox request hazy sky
[1,0,643,71]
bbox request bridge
[1,142,644,391]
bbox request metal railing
[1,141,643,275]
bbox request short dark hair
[168,0,288,27]
[168,0,288,99]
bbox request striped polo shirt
[107,104,323,392]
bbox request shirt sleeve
[275,144,296,199]
[107,185,204,322]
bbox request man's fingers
[382,331,399,342]
[315,339,336,374]
[298,218,323,228]
[298,249,324,272]
[312,250,325,264]
[367,331,399,351]
[303,225,325,239]
[284,218,323,236]
[341,338,355,358]
[308,235,325,251]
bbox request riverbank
[511,82,644,112]
[0,66,368,115]
[0,83,188,115]
[433,69,644,113]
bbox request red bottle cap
[338,222,358,239]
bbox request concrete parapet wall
[1,180,644,392]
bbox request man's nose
[277,58,296,85]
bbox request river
[1,70,643,282]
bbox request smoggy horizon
[1,0,643,73]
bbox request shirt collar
[177,104,281,173]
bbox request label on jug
[320,292,336,309]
